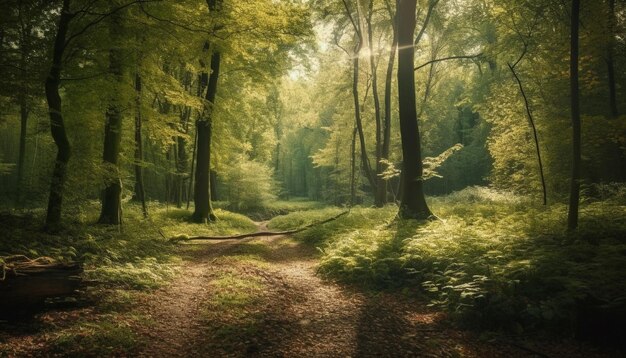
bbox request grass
[226,197,325,220]
[271,187,626,339]
[0,201,260,356]
[49,318,145,356]
[0,202,257,288]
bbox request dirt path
[133,223,603,358]
[0,224,619,357]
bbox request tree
[396,0,432,220]
[44,0,73,229]
[567,0,581,230]
[98,1,126,225]
[192,0,221,223]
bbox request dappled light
[1,0,625,357]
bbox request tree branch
[64,0,161,50]
[414,0,439,46]
[170,211,349,242]
[414,53,482,71]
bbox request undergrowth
[272,187,626,339]
[0,202,256,288]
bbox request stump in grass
[0,255,83,312]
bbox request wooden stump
[1,255,83,311]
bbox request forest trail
[134,222,573,358]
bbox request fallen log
[0,255,83,310]
[171,210,349,242]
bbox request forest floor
[0,220,619,357]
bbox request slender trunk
[383,0,397,201]
[344,0,376,193]
[567,0,581,231]
[352,49,376,191]
[175,134,187,208]
[99,7,124,225]
[16,94,28,207]
[133,73,148,218]
[397,0,432,220]
[44,0,72,230]
[607,0,618,119]
[367,0,386,207]
[508,64,547,205]
[187,126,197,210]
[350,126,357,206]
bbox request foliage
[0,203,256,288]
[218,159,277,211]
[301,187,626,334]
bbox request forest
[1,0,625,356]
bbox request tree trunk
[367,0,386,207]
[192,50,220,223]
[607,0,618,119]
[350,126,357,206]
[383,0,397,203]
[44,0,72,230]
[396,0,432,220]
[16,94,28,207]
[133,73,148,218]
[567,0,581,231]
[98,7,124,225]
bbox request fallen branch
[170,211,349,242]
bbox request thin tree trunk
[397,0,432,220]
[367,0,386,207]
[134,73,148,218]
[607,0,618,119]
[567,0,581,231]
[44,0,72,230]
[350,126,357,206]
[383,0,397,203]
[16,94,28,207]
[508,64,547,205]
[343,0,377,193]
[98,6,124,225]
[187,127,197,210]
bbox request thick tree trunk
[99,8,124,225]
[192,50,220,223]
[133,73,148,218]
[396,0,432,220]
[44,0,72,230]
[567,0,581,231]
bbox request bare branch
[414,53,482,71]
[414,0,439,46]
[64,0,162,50]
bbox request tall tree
[44,0,73,229]
[99,2,126,225]
[366,0,386,207]
[133,72,148,218]
[567,0,581,230]
[396,0,432,220]
[192,0,221,223]
[342,0,378,194]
